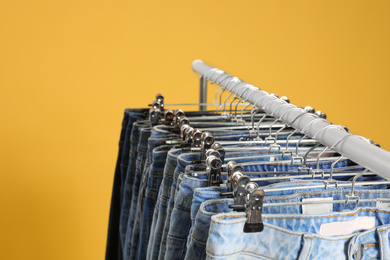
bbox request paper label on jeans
[320,217,375,236]
[302,197,333,215]
[376,200,390,209]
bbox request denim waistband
[207,206,390,259]
[146,137,168,163]
[130,123,142,144]
[151,126,179,138]
[160,149,183,180]
[125,108,149,113]
[137,128,152,153]
[149,146,171,178]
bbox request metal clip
[181,124,191,141]
[228,174,250,212]
[185,127,195,144]
[192,129,203,147]
[244,183,265,233]
[206,149,221,159]
[164,110,174,125]
[149,108,161,125]
[201,132,215,160]
[206,155,223,186]
[226,161,244,192]
[178,116,190,129]
[174,109,185,126]
[211,143,225,164]
[156,93,164,111]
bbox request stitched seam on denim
[262,209,390,220]
[363,243,377,250]
[205,249,277,259]
[201,200,233,214]
[378,228,384,258]
[173,204,191,212]
[209,220,372,241]
[265,190,390,201]
[210,221,389,242]
[145,190,158,198]
[167,235,186,243]
[190,234,206,246]
[305,236,313,260]
[214,208,390,221]
[377,226,390,233]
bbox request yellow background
[1,1,389,259]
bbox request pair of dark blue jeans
[106,109,147,260]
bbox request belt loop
[298,234,313,260]
[378,227,390,260]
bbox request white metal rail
[192,59,390,180]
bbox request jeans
[207,206,390,259]
[119,122,146,252]
[159,149,353,260]
[137,145,172,260]
[123,127,151,259]
[187,186,390,260]
[128,125,179,260]
[106,109,147,260]
[147,149,182,260]
[159,152,191,260]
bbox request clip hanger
[206,155,223,186]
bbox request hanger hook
[328,155,345,181]
[222,79,242,115]
[240,103,253,122]
[256,98,284,140]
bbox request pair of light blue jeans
[187,186,390,259]
[206,205,390,259]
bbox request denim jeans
[147,149,182,260]
[119,122,147,252]
[159,149,352,260]
[137,145,172,260]
[130,143,172,260]
[207,205,390,259]
[129,128,180,260]
[123,127,151,259]
[106,109,147,260]
[187,186,390,260]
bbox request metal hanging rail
[192,59,390,180]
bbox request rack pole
[199,76,207,111]
[192,59,390,180]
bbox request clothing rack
[192,59,390,180]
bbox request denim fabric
[137,146,171,260]
[106,109,147,260]
[159,150,352,260]
[123,127,151,259]
[207,206,390,259]
[166,171,360,260]
[159,152,190,260]
[165,174,210,260]
[128,127,177,260]
[119,122,145,252]
[147,149,182,260]
[187,187,390,260]
[189,175,385,233]
[106,110,130,260]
